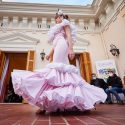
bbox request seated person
[105,70,125,104]
[90,73,108,91]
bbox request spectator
[105,70,125,104]
[90,73,108,91]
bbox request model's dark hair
[63,15,69,20]
[55,13,69,20]
[55,13,62,19]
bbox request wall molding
[0,32,40,52]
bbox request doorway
[69,52,92,83]
[0,52,27,103]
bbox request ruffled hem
[46,62,79,74]
[35,63,83,87]
[11,62,107,112]
[48,19,77,44]
[40,85,106,112]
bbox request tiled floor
[0,104,125,125]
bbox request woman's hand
[46,48,54,61]
[68,48,75,60]
[46,55,50,61]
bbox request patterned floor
[0,104,125,125]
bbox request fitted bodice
[53,28,66,47]
[48,19,77,45]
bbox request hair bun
[57,9,63,15]
[64,15,69,20]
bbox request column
[22,17,28,28]
[12,16,18,28]
[78,19,84,30]
[99,13,106,26]
[70,19,75,25]
[32,17,37,32]
[89,19,95,31]
[50,18,55,27]
[42,17,47,29]
[105,2,114,18]
[1,16,9,32]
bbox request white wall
[78,33,107,74]
[102,6,125,79]
[23,31,53,69]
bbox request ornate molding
[76,37,90,46]
[0,0,124,34]
[102,0,125,32]
[73,37,89,53]
[0,0,102,18]
[0,32,40,45]
[0,32,40,52]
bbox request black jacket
[107,74,123,88]
[90,78,108,90]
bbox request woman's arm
[64,25,75,60]
[46,48,54,61]
[64,25,73,49]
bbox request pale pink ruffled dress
[11,19,107,112]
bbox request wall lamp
[40,49,46,61]
[110,44,120,56]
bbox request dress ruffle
[11,63,107,112]
[48,19,77,44]
[46,63,79,74]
